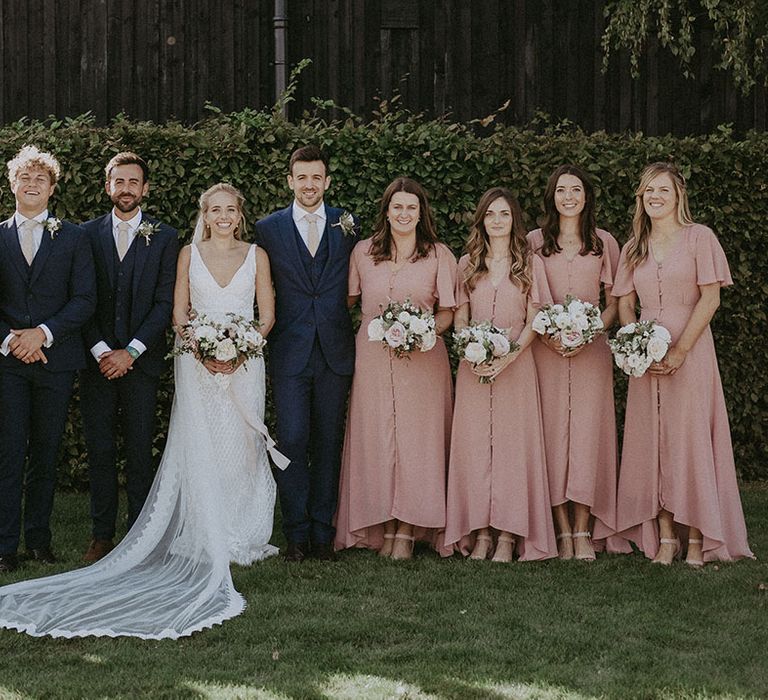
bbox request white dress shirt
[90,209,147,361]
[0,211,54,356]
[292,201,326,252]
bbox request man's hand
[9,328,47,363]
[98,349,135,380]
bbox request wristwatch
[125,345,140,360]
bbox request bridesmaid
[613,162,753,566]
[334,177,457,560]
[528,165,621,561]
[444,187,557,563]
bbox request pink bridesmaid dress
[612,224,753,561]
[443,254,557,561]
[528,228,622,548]
[334,239,457,551]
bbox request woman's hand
[649,346,687,375]
[539,333,584,358]
[202,356,244,375]
[470,349,520,381]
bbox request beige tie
[305,213,319,257]
[117,222,130,260]
[20,219,38,265]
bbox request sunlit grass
[0,486,765,699]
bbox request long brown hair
[539,164,603,257]
[463,187,532,293]
[368,177,439,263]
[625,162,694,269]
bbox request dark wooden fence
[0,0,765,135]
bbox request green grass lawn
[0,485,766,700]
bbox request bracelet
[125,345,140,360]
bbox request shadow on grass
[0,486,766,699]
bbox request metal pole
[274,0,288,115]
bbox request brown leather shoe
[82,538,114,564]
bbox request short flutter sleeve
[529,254,553,308]
[348,241,365,296]
[526,228,544,254]
[598,229,621,287]
[692,225,733,287]
[435,243,458,308]
[610,243,636,298]
[455,254,471,307]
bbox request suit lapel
[132,215,151,298]
[98,215,117,287]
[0,218,32,282]
[29,223,55,286]
[317,205,339,288]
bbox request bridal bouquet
[173,312,266,367]
[532,295,604,349]
[608,320,672,377]
[453,321,519,384]
[367,298,437,358]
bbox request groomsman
[0,145,96,573]
[79,152,178,563]
[255,145,359,562]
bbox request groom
[255,145,358,562]
[0,145,96,573]
[79,152,178,563]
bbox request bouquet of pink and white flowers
[367,298,437,359]
[608,320,672,377]
[453,321,519,384]
[532,295,604,349]
[173,311,266,367]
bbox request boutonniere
[137,221,160,246]
[332,210,357,237]
[45,217,62,239]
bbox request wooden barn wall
[0,0,765,134]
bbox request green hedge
[1,108,766,485]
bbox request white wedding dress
[0,244,287,639]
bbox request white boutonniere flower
[332,210,356,237]
[137,221,160,246]
[45,217,62,239]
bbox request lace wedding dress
[0,244,287,639]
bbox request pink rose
[384,321,406,348]
[560,329,584,348]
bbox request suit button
[25,316,31,323]
[313,294,319,299]
[116,316,121,321]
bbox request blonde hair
[197,182,246,240]
[626,162,694,269]
[7,144,61,185]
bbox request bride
[0,183,288,639]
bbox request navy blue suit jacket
[0,217,96,372]
[254,205,358,376]
[81,213,178,378]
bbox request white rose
[573,313,590,331]
[620,322,636,335]
[555,312,572,330]
[647,336,669,362]
[464,341,487,364]
[397,311,411,324]
[652,324,672,343]
[409,316,429,334]
[214,338,238,362]
[532,311,549,334]
[420,330,437,352]
[489,333,510,357]
[244,329,264,348]
[627,353,641,368]
[384,321,406,348]
[552,304,564,314]
[367,317,386,342]
[613,352,626,369]
[194,325,217,342]
[592,315,604,330]
[567,299,586,316]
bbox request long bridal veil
[0,348,287,639]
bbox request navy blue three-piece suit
[0,217,96,555]
[255,204,357,546]
[79,213,178,540]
